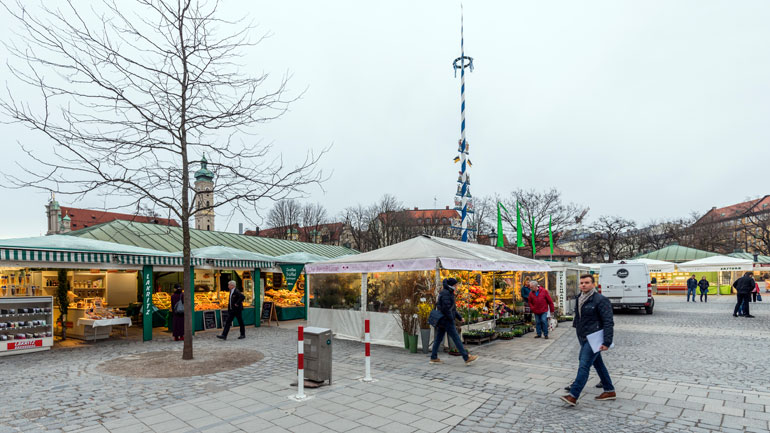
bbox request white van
[598,262,654,314]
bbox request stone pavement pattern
[3,296,770,432]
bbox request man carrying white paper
[560,274,616,406]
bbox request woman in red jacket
[527,280,555,339]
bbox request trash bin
[303,327,332,385]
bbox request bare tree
[635,218,691,253]
[265,199,303,238]
[501,188,588,256]
[368,195,411,249]
[686,212,734,254]
[1,0,325,360]
[299,202,328,243]
[745,212,770,256]
[467,195,495,243]
[581,216,637,262]
[341,204,375,252]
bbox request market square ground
[3,296,770,433]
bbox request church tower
[45,193,62,235]
[194,155,215,231]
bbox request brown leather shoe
[560,395,577,406]
[595,391,616,401]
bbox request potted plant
[512,328,524,337]
[498,331,515,340]
[417,299,432,354]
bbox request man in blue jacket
[430,278,479,366]
[561,274,615,406]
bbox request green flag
[516,202,524,248]
[530,215,536,257]
[496,202,511,248]
[549,215,554,256]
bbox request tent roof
[677,255,754,272]
[0,235,178,256]
[635,245,718,263]
[305,235,551,274]
[190,246,275,269]
[66,219,357,258]
[275,252,332,264]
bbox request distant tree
[341,204,375,252]
[266,200,303,238]
[685,212,734,254]
[299,203,328,243]
[581,216,637,262]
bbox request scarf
[578,289,597,316]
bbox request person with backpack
[170,284,185,341]
[698,277,709,303]
[429,278,478,366]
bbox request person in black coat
[686,275,698,302]
[733,272,756,318]
[429,278,478,365]
[217,280,246,340]
[170,284,185,341]
[698,277,709,303]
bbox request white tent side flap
[677,255,754,272]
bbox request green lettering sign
[279,264,305,291]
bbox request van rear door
[599,264,649,306]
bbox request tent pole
[360,273,368,341]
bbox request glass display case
[0,296,54,356]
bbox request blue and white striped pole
[453,7,474,242]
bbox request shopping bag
[548,317,558,332]
[757,294,763,302]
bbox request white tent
[305,235,551,274]
[616,258,676,273]
[275,252,333,264]
[304,235,550,347]
[677,255,754,272]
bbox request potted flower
[417,299,432,354]
[498,331,515,340]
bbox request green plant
[512,329,524,337]
[499,331,515,339]
[56,269,70,340]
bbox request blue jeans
[534,312,549,337]
[686,287,696,301]
[569,340,614,399]
[430,324,469,361]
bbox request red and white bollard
[290,326,308,401]
[363,319,373,382]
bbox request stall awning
[189,246,275,269]
[275,252,334,264]
[305,235,551,274]
[677,255,754,272]
[0,235,183,267]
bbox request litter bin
[303,327,332,385]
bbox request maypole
[453,6,474,242]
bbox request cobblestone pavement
[3,296,770,432]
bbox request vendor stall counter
[0,296,54,356]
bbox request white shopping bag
[548,317,558,332]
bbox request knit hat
[443,278,458,290]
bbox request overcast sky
[1,0,769,239]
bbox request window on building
[442,217,448,224]
[206,224,210,230]
[425,218,431,224]
[416,218,422,224]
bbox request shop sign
[203,310,217,330]
[279,264,305,290]
[143,269,153,317]
[7,339,43,351]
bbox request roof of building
[65,219,356,258]
[247,222,346,242]
[728,252,770,264]
[535,246,579,258]
[634,244,719,263]
[60,206,180,231]
[405,208,459,220]
[194,155,214,182]
[697,195,770,224]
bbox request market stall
[0,235,183,350]
[544,262,591,315]
[305,235,550,347]
[269,252,332,321]
[677,255,754,295]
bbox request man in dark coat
[686,275,698,302]
[429,278,478,365]
[733,272,756,318]
[561,274,615,406]
[218,280,246,340]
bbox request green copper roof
[635,245,718,263]
[62,214,71,221]
[194,155,214,182]
[729,252,770,264]
[65,219,357,258]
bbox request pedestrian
[686,275,697,302]
[170,284,185,341]
[733,272,755,318]
[698,277,709,303]
[520,282,531,303]
[527,280,555,340]
[752,281,760,303]
[560,274,616,406]
[430,278,479,366]
[217,280,246,340]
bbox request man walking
[733,272,755,318]
[430,278,478,366]
[217,280,246,340]
[527,280,555,340]
[560,274,615,406]
[686,275,698,302]
[698,276,709,303]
